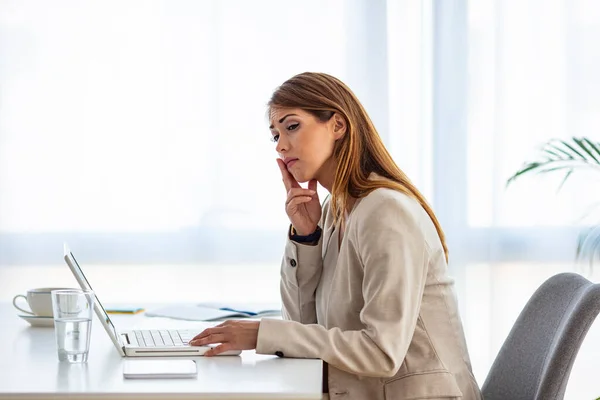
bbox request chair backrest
[482,272,600,400]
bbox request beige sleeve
[256,195,430,378]
[278,235,323,324]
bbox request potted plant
[506,137,600,269]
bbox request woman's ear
[332,113,347,140]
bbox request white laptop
[63,243,241,357]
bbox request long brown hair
[268,72,449,262]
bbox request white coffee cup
[13,287,75,317]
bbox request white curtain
[433,0,600,384]
[0,0,394,265]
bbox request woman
[190,72,482,400]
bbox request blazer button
[275,351,284,358]
[290,259,297,267]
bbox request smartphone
[123,359,197,379]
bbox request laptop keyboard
[133,329,193,347]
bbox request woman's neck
[316,156,338,193]
[346,197,357,214]
[318,179,358,215]
[316,159,358,214]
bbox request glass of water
[51,289,94,363]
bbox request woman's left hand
[189,320,260,356]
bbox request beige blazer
[256,181,482,400]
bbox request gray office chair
[482,272,600,400]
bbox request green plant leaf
[543,147,564,159]
[573,137,600,163]
[506,163,544,186]
[583,138,600,162]
[507,137,600,271]
[547,140,575,159]
[555,140,584,160]
[556,169,574,193]
[506,137,600,190]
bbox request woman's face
[269,107,343,183]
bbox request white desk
[0,303,323,399]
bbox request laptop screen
[64,250,119,341]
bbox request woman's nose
[275,134,289,153]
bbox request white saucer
[18,314,54,327]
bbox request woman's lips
[286,159,298,169]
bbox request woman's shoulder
[352,185,443,254]
[355,187,425,222]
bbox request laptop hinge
[121,333,130,345]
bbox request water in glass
[55,317,92,363]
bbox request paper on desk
[196,302,282,317]
[145,303,282,321]
[145,305,252,321]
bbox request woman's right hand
[277,159,321,236]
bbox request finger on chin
[276,159,292,188]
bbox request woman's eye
[287,123,299,131]
[271,134,280,143]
